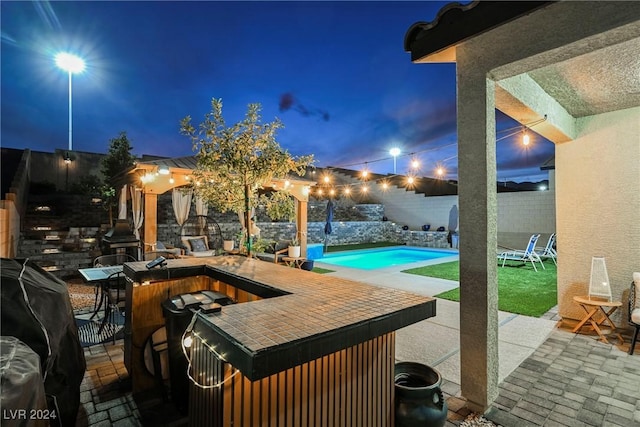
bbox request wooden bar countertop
[123,255,436,381]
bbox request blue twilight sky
[1,1,554,182]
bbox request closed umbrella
[324,199,334,253]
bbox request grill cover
[0,258,86,426]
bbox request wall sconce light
[63,151,74,163]
[158,165,170,175]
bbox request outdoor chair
[535,233,557,265]
[91,254,136,319]
[179,215,223,257]
[629,272,640,355]
[155,241,183,257]
[255,240,291,265]
[97,271,128,344]
[498,233,545,272]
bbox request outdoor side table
[572,295,622,344]
[282,256,306,269]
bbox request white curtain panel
[173,188,192,226]
[195,196,208,216]
[130,186,144,240]
[118,184,127,219]
[237,207,255,227]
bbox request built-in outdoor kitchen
[122,255,437,426]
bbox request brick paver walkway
[75,323,639,426]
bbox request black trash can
[395,362,447,427]
[161,290,234,414]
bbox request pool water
[318,247,456,270]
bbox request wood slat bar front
[188,332,395,427]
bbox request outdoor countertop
[123,255,436,381]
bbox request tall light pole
[55,52,85,151]
[389,147,401,174]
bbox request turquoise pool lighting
[318,247,456,270]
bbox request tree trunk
[244,184,252,256]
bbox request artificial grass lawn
[312,267,335,274]
[403,260,557,318]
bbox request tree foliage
[180,98,313,252]
[101,131,137,183]
[100,131,137,225]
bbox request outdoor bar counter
[123,255,436,426]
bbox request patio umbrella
[448,204,459,247]
[324,199,334,253]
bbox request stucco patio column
[456,45,499,412]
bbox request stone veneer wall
[154,192,449,248]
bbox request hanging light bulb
[436,166,445,177]
[323,175,331,184]
[382,181,389,190]
[522,129,530,146]
[169,174,175,184]
[329,188,336,196]
[407,176,415,185]
[411,157,420,170]
[343,187,351,195]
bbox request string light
[411,157,420,170]
[304,115,548,198]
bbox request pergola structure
[120,156,316,257]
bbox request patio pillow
[188,237,208,253]
[634,272,640,308]
[180,235,209,255]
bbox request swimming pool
[318,247,456,270]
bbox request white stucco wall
[557,106,640,322]
[497,190,556,249]
[368,181,556,249]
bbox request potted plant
[288,235,301,258]
[223,238,235,252]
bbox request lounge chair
[535,233,557,265]
[498,233,545,272]
[255,240,291,265]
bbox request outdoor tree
[100,131,137,226]
[180,98,313,255]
